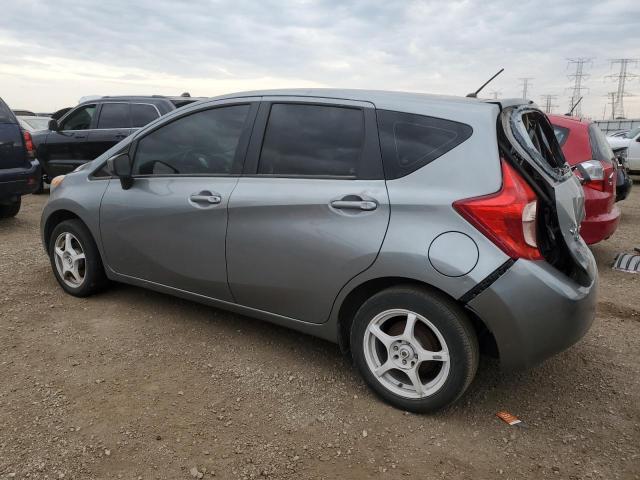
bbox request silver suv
[41,90,598,412]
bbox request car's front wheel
[49,219,109,297]
[0,197,21,218]
[350,286,479,412]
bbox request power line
[540,94,559,114]
[566,58,592,117]
[518,78,534,99]
[606,58,639,119]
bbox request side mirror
[107,153,134,190]
[48,119,59,131]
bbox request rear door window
[131,104,160,128]
[377,110,473,179]
[97,103,131,129]
[553,125,570,146]
[258,103,364,177]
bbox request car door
[100,100,258,301]
[44,104,97,177]
[226,99,390,324]
[85,102,133,160]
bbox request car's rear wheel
[350,286,479,412]
[0,197,21,218]
[49,219,109,296]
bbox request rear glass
[588,124,614,163]
[377,110,472,179]
[0,98,16,124]
[553,125,570,146]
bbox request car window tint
[97,103,131,129]
[258,104,364,177]
[0,98,16,123]
[133,105,250,176]
[377,110,473,179]
[61,105,96,130]
[131,104,160,128]
[553,125,570,146]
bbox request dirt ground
[1,188,639,480]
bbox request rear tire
[0,197,21,218]
[350,286,479,413]
[49,219,109,297]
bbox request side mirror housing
[107,153,134,190]
[48,119,59,131]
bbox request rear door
[45,104,97,176]
[86,102,133,160]
[501,106,593,277]
[100,100,258,301]
[226,98,390,324]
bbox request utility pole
[606,58,639,119]
[540,94,559,114]
[566,58,592,117]
[488,90,501,100]
[519,78,534,99]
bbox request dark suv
[32,95,200,188]
[0,97,40,218]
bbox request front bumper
[0,160,41,200]
[466,257,597,371]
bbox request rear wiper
[466,68,504,98]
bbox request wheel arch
[43,209,84,252]
[336,276,498,360]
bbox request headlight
[50,175,66,190]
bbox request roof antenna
[565,96,583,116]
[466,68,505,98]
[180,92,191,97]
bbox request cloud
[0,0,638,118]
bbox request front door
[226,100,390,324]
[45,103,97,177]
[100,101,257,301]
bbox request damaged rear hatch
[498,104,594,284]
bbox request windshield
[624,126,640,139]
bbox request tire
[0,197,21,218]
[350,285,479,413]
[49,219,109,297]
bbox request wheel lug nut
[393,346,398,351]
[402,360,406,365]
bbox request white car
[607,126,640,174]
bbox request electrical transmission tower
[566,58,592,117]
[606,58,639,119]
[540,94,559,114]
[519,78,534,99]
[605,91,618,119]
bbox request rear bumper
[0,160,40,200]
[466,256,597,371]
[580,204,620,245]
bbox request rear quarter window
[553,125,570,146]
[376,110,472,179]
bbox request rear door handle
[331,199,378,211]
[190,193,222,204]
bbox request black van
[0,97,40,218]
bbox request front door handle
[331,199,378,211]
[190,192,222,205]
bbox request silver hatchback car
[42,89,598,412]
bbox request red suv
[549,114,620,245]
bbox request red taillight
[23,130,34,158]
[453,159,542,260]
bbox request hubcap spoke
[418,346,449,363]
[403,313,417,340]
[405,368,424,397]
[54,232,85,288]
[64,233,74,253]
[374,360,394,377]
[54,247,65,260]
[72,252,85,263]
[369,324,394,348]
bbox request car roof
[548,114,591,129]
[207,88,529,111]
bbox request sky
[1,0,639,119]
